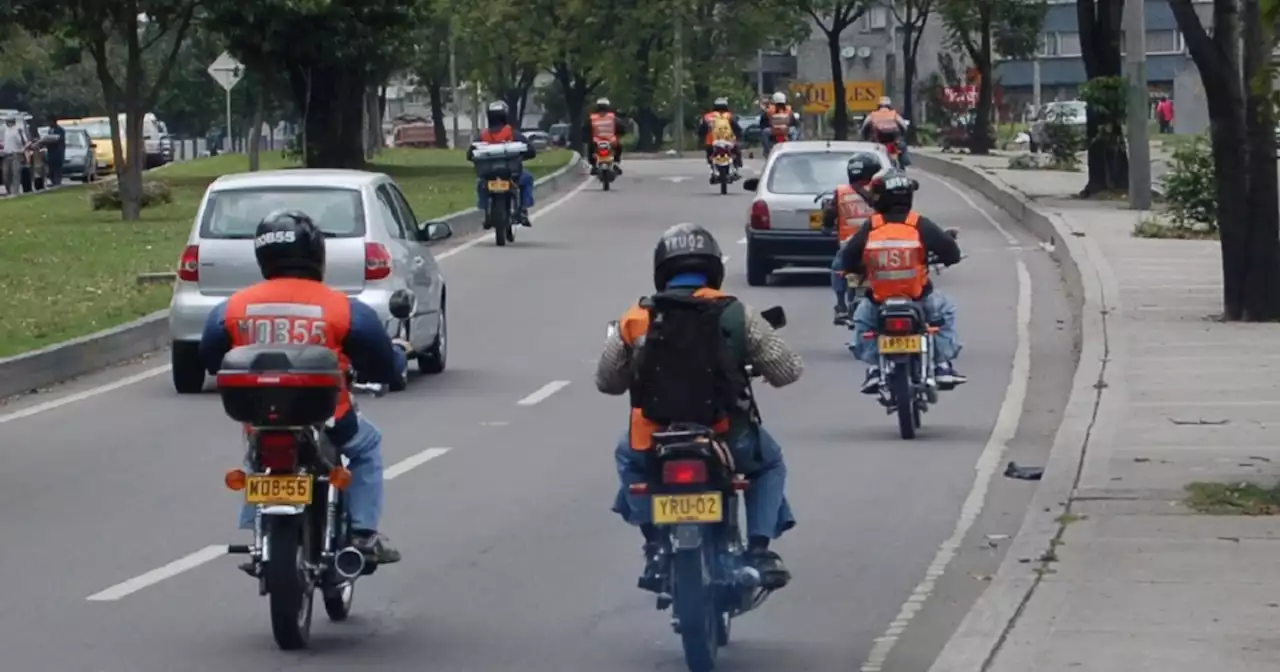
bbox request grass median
[0,147,574,358]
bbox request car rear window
[65,132,86,147]
[767,152,885,195]
[199,187,366,239]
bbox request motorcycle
[857,229,961,440]
[217,294,413,650]
[595,140,619,191]
[613,306,788,672]
[709,140,738,195]
[470,141,530,247]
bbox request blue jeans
[612,426,796,540]
[476,171,535,211]
[830,246,848,307]
[238,414,385,532]
[898,141,911,167]
[850,292,961,365]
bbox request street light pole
[1124,0,1151,209]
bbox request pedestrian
[1156,96,1174,134]
[1,116,26,196]
[46,116,66,186]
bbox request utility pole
[674,10,684,157]
[1124,0,1151,209]
[756,49,765,98]
[448,17,460,149]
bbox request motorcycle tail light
[884,317,914,334]
[257,431,298,471]
[662,459,708,485]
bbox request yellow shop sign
[789,81,885,114]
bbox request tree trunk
[289,63,367,169]
[248,79,266,171]
[1078,0,1129,195]
[902,20,921,143]
[1239,0,1280,319]
[427,80,449,148]
[826,32,849,140]
[553,63,598,150]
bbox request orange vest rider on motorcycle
[198,210,408,565]
[822,151,885,323]
[835,170,968,392]
[697,96,744,178]
[587,97,627,176]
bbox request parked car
[548,123,570,147]
[741,140,893,286]
[37,127,98,183]
[167,169,455,393]
[1029,100,1087,153]
[61,118,121,174]
[522,129,550,150]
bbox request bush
[1162,135,1216,231]
[89,179,174,211]
[1041,107,1082,170]
[913,123,939,147]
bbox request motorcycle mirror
[742,178,759,191]
[760,306,786,329]
[946,227,959,240]
[606,320,620,339]
[388,289,415,320]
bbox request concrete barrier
[0,152,584,401]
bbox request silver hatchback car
[168,169,454,393]
[741,140,892,286]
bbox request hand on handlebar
[392,338,412,352]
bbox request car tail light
[749,200,770,230]
[884,316,914,334]
[365,242,392,280]
[256,431,298,471]
[662,459,708,485]
[177,245,199,281]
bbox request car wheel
[418,298,447,375]
[745,242,771,287]
[171,342,206,394]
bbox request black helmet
[485,100,509,127]
[847,151,883,185]
[712,97,730,112]
[870,170,917,213]
[653,223,725,291]
[254,210,326,281]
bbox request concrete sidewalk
[914,149,1280,671]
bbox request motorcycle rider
[757,91,800,156]
[199,210,407,568]
[860,96,910,167]
[837,171,967,392]
[597,223,803,593]
[696,96,744,182]
[821,151,887,325]
[585,97,627,175]
[469,101,537,227]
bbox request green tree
[891,0,937,143]
[453,0,542,126]
[407,1,461,147]
[1077,0,1127,195]
[798,1,872,140]
[936,0,1045,153]
[0,30,102,117]
[10,0,200,220]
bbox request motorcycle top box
[470,141,529,179]
[215,345,344,427]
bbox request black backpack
[628,291,746,427]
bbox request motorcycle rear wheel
[489,200,510,247]
[265,516,314,650]
[891,365,917,440]
[673,546,720,672]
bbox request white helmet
[487,100,509,113]
[878,96,892,108]
[771,91,788,105]
[596,97,611,107]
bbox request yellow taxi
[60,116,127,174]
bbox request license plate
[845,274,862,288]
[652,492,723,525]
[879,335,923,354]
[245,475,313,505]
[487,179,511,192]
[809,211,823,229]
[713,155,731,165]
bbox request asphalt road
[0,157,1075,671]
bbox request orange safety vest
[867,109,900,133]
[703,111,735,145]
[618,287,733,450]
[223,278,355,420]
[480,125,515,143]
[833,183,875,243]
[590,112,618,142]
[768,106,792,138]
[863,211,928,300]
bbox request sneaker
[516,210,532,227]
[935,362,967,387]
[861,366,881,394]
[833,305,850,325]
[352,530,401,564]
[637,541,667,593]
[746,548,791,589]
[589,165,599,176]
[613,164,623,176]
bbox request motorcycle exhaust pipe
[333,546,366,579]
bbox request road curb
[912,152,1119,672]
[0,152,584,402]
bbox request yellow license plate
[879,335,923,354]
[652,492,724,525]
[809,211,823,229]
[245,475,313,505]
[845,274,862,288]
[713,155,731,165]
[487,179,511,192]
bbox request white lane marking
[662,176,690,183]
[383,447,451,480]
[736,237,746,244]
[721,255,731,264]
[517,380,570,406]
[860,263,1033,665]
[917,172,1020,246]
[2,176,592,424]
[435,178,590,260]
[0,364,171,425]
[86,545,227,601]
